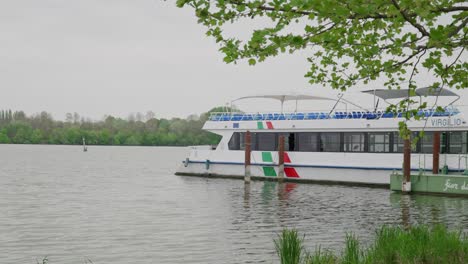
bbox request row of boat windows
[228,131,468,154]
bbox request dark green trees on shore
[0,109,221,146]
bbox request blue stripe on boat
[183,160,456,172]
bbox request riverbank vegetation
[0,108,225,146]
[275,225,467,264]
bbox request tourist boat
[176,88,468,186]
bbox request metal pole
[244,131,251,183]
[403,138,412,192]
[433,132,440,174]
[278,135,285,182]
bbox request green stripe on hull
[262,152,273,162]
[257,121,264,129]
[263,167,277,177]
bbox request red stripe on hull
[284,167,299,178]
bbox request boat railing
[208,107,460,122]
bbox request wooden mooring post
[433,132,440,174]
[244,131,251,183]
[402,138,412,193]
[278,135,285,182]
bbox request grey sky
[0,0,466,120]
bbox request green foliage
[364,225,467,264]
[342,234,361,264]
[178,0,467,131]
[277,225,468,264]
[36,256,48,264]
[0,129,10,143]
[0,109,221,146]
[275,229,305,264]
[178,0,466,90]
[305,247,337,264]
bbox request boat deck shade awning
[232,94,337,103]
[415,87,459,97]
[362,87,459,100]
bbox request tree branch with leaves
[177,0,467,140]
[177,0,466,92]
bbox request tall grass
[276,225,467,264]
[274,229,305,264]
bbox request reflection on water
[0,145,466,264]
[390,192,468,229]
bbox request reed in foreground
[276,225,467,264]
[274,229,305,264]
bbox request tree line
[0,109,224,146]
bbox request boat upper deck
[208,108,459,122]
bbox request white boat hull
[176,148,468,186]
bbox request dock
[391,173,468,196]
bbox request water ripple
[0,145,466,263]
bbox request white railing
[208,107,460,122]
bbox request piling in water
[278,135,285,182]
[244,131,251,183]
[403,138,411,192]
[433,131,440,174]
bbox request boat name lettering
[443,179,468,192]
[462,182,468,191]
[443,179,458,192]
[431,118,462,127]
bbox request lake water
[0,145,467,263]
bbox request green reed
[276,225,467,264]
[274,229,305,264]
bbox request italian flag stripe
[284,152,299,178]
[262,152,273,162]
[284,167,300,178]
[263,167,277,177]
[257,122,264,129]
[260,151,299,178]
[261,152,276,176]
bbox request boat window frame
[343,132,367,152]
[256,132,278,151]
[296,132,320,152]
[448,131,468,154]
[227,130,468,154]
[320,132,341,152]
[368,132,391,153]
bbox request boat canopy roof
[232,94,337,103]
[362,87,459,100]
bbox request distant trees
[0,108,222,146]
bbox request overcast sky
[1,0,466,120]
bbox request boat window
[257,133,277,151]
[288,133,295,151]
[448,131,467,154]
[228,132,240,150]
[441,132,448,154]
[369,133,391,153]
[320,133,341,152]
[420,132,434,153]
[277,133,294,151]
[343,133,366,152]
[419,131,448,153]
[297,133,319,152]
[393,132,418,153]
[237,132,257,151]
[228,131,462,153]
